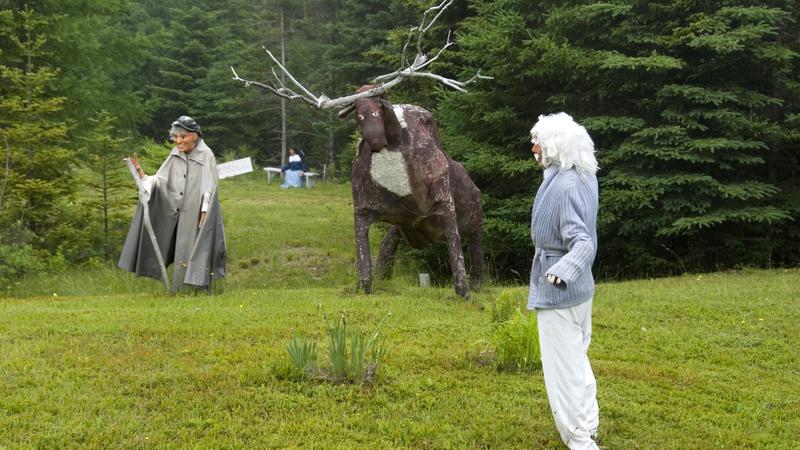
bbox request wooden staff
[125,157,170,291]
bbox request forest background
[1,0,798,289]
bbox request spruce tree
[79,111,130,261]
[439,0,799,278]
[0,6,74,255]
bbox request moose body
[346,92,484,298]
[231,0,488,298]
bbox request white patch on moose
[370,148,411,197]
[393,105,407,129]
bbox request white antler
[231,0,491,109]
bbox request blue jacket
[282,160,306,172]
[528,166,598,310]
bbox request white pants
[537,299,599,450]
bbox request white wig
[530,112,598,176]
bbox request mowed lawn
[1,177,799,448]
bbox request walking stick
[125,157,170,292]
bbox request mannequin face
[172,131,199,153]
[532,143,544,167]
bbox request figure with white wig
[528,112,600,449]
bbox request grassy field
[1,176,799,448]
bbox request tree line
[1,0,797,287]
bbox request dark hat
[171,115,202,136]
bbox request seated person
[281,146,307,189]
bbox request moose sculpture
[232,0,488,298]
[341,85,484,297]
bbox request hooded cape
[118,140,227,291]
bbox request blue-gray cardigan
[528,166,598,310]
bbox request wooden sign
[218,157,254,179]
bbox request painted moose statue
[340,85,484,298]
[232,0,489,298]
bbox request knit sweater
[528,166,598,310]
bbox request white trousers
[537,299,599,450]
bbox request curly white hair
[530,112,598,176]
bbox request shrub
[491,289,521,326]
[474,289,541,372]
[286,334,318,377]
[0,244,47,291]
[285,312,390,384]
[494,310,541,372]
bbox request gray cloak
[118,140,227,292]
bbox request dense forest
[1,0,798,286]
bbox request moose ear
[378,98,393,110]
[338,104,355,120]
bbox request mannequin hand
[129,154,145,178]
[546,274,564,286]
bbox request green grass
[1,176,799,448]
[6,176,377,297]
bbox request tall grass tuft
[474,289,541,372]
[327,316,348,379]
[286,334,318,376]
[491,289,521,326]
[494,310,541,372]
[287,311,391,384]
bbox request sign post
[217,157,254,179]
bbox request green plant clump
[491,289,522,326]
[286,312,390,384]
[479,289,541,372]
[286,334,318,377]
[494,310,541,372]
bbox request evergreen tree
[142,2,222,139]
[0,0,152,138]
[0,5,74,254]
[79,111,130,261]
[439,0,799,279]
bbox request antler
[230,0,491,110]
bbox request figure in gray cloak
[118,116,227,292]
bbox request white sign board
[217,157,254,179]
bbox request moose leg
[375,225,401,280]
[468,231,485,291]
[439,206,469,299]
[354,209,376,294]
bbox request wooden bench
[263,167,319,187]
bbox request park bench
[263,167,319,187]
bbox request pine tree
[0,5,74,254]
[584,3,796,273]
[79,111,130,261]
[439,0,799,278]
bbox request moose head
[337,85,404,152]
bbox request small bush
[473,290,541,372]
[491,289,521,326]
[0,244,47,291]
[286,334,317,377]
[285,312,390,384]
[494,310,541,372]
